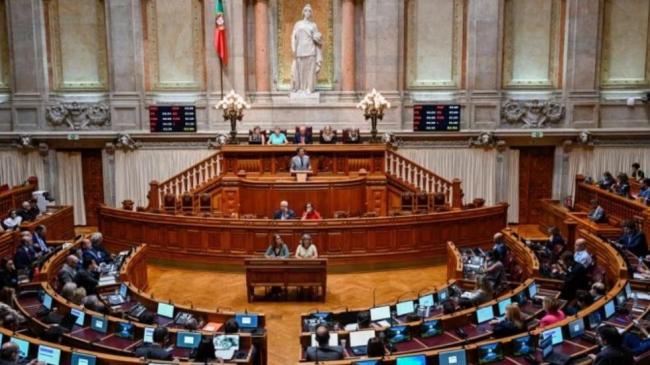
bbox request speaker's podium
[290,169,313,182]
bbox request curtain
[399,148,498,205]
[0,150,45,187]
[56,151,86,225]
[505,148,520,223]
[114,149,214,207]
[567,147,650,199]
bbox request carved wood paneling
[81,149,104,226]
[517,147,555,224]
[46,0,108,91]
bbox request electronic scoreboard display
[413,104,461,132]
[149,106,197,132]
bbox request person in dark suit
[559,251,589,301]
[80,239,102,266]
[32,225,50,254]
[74,258,99,295]
[13,237,35,272]
[588,199,607,223]
[613,173,631,198]
[598,171,616,190]
[89,232,112,263]
[135,327,173,360]
[273,200,296,220]
[492,233,508,262]
[546,226,566,255]
[290,147,311,171]
[618,220,648,257]
[590,324,633,365]
[294,126,313,144]
[57,255,78,286]
[305,324,343,361]
[17,200,38,222]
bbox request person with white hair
[272,200,295,220]
[89,232,112,264]
[295,234,318,259]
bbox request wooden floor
[146,262,447,365]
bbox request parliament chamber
[3,0,650,364]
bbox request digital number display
[413,104,461,132]
[149,106,197,133]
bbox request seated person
[17,200,39,222]
[589,324,633,364]
[13,237,35,272]
[268,127,288,145]
[0,259,18,288]
[559,251,589,300]
[623,319,650,356]
[290,147,311,171]
[57,255,78,286]
[366,337,385,357]
[459,275,493,307]
[2,210,22,231]
[588,199,607,223]
[224,318,239,334]
[638,178,650,202]
[613,173,631,198]
[32,225,50,254]
[441,300,457,314]
[301,202,322,221]
[484,250,505,289]
[249,126,266,145]
[320,125,337,144]
[273,200,296,220]
[598,171,616,190]
[539,296,565,328]
[345,310,371,331]
[0,342,21,364]
[135,327,172,360]
[573,238,593,268]
[546,226,566,255]
[305,324,343,361]
[343,128,361,143]
[590,281,606,300]
[74,258,99,296]
[296,234,318,259]
[632,162,645,181]
[193,335,216,363]
[294,125,313,144]
[265,234,289,258]
[492,232,508,262]
[618,220,648,257]
[80,239,101,266]
[563,290,594,316]
[491,303,526,338]
[90,232,112,263]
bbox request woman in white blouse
[2,210,22,231]
[295,233,318,259]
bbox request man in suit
[17,200,38,222]
[290,147,311,171]
[618,220,648,257]
[13,237,35,272]
[588,199,607,223]
[75,257,99,295]
[559,251,589,301]
[492,233,508,262]
[273,200,296,220]
[32,225,50,254]
[57,255,78,285]
[590,324,633,365]
[294,125,313,144]
[135,327,173,360]
[305,324,344,361]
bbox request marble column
[340,0,355,92]
[254,0,270,93]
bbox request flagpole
[220,58,224,99]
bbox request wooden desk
[23,205,75,241]
[245,258,327,302]
[0,180,37,215]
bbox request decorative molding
[12,135,36,151]
[45,102,111,130]
[115,133,142,151]
[207,134,229,149]
[501,99,564,128]
[468,131,507,151]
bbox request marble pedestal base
[289,92,320,104]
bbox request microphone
[395,291,416,304]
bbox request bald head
[575,238,586,251]
[0,342,18,360]
[66,255,79,267]
[493,232,503,242]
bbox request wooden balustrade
[0,178,38,215]
[446,241,463,280]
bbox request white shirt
[295,244,318,259]
[3,216,22,229]
[574,250,592,267]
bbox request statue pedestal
[289,92,320,104]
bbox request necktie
[300,157,303,168]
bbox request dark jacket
[57,264,77,285]
[74,269,99,295]
[273,209,296,220]
[294,132,313,144]
[619,232,648,257]
[13,244,35,271]
[560,263,589,300]
[593,345,633,365]
[134,343,173,360]
[305,346,344,361]
[492,319,524,338]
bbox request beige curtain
[399,148,498,205]
[505,148,520,223]
[0,150,45,187]
[56,151,86,225]
[114,149,215,207]
[567,147,650,199]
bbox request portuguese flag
[214,0,228,65]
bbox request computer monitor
[115,322,135,339]
[176,332,201,349]
[478,342,504,364]
[588,310,603,329]
[438,288,449,302]
[370,306,391,321]
[90,316,108,333]
[540,336,553,358]
[386,325,411,345]
[235,313,259,329]
[42,293,53,310]
[10,337,29,359]
[476,305,495,324]
[420,319,442,338]
[312,312,333,322]
[71,352,97,365]
[513,291,526,305]
[396,301,415,316]
[604,300,616,319]
[439,349,467,365]
[625,282,632,297]
[512,335,534,356]
[528,282,538,298]
[143,327,155,344]
[497,298,512,316]
[70,308,85,327]
[352,361,381,365]
[310,332,339,347]
[396,354,426,365]
[214,335,240,351]
[568,318,585,339]
[157,303,174,319]
[542,326,564,346]
[349,330,376,347]
[37,345,61,365]
[616,291,627,307]
[418,294,434,308]
[119,283,128,298]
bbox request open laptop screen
[497,298,511,316]
[528,282,538,298]
[90,316,108,333]
[478,342,504,364]
[176,332,201,349]
[157,303,174,319]
[396,354,426,365]
[439,349,467,365]
[70,308,85,327]
[71,353,96,365]
[119,283,128,298]
[568,318,585,339]
[542,326,564,346]
[43,293,53,310]
[370,306,390,321]
[37,345,61,365]
[604,300,616,319]
[512,335,534,356]
[349,330,375,347]
[143,327,154,344]
[418,294,434,307]
[420,320,441,338]
[396,301,415,316]
[10,337,29,359]
[236,313,259,329]
[476,305,495,324]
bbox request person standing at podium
[295,234,318,259]
[301,202,322,220]
[265,234,289,258]
[291,147,311,171]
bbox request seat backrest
[342,128,361,143]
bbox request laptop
[352,361,381,365]
[542,326,564,346]
[71,308,85,327]
[615,291,627,307]
[157,302,174,319]
[418,294,435,308]
[10,337,29,360]
[604,300,616,319]
[42,293,53,311]
[370,306,391,327]
[439,349,467,365]
[528,282,538,298]
[513,291,527,305]
[214,334,239,360]
[176,332,201,350]
[625,282,632,297]
[90,316,108,334]
[71,352,96,365]
[115,322,135,340]
[386,325,411,345]
[310,332,339,347]
[143,327,155,344]
[476,305,495,327]
[420,319,442,338]
[396,354,426,365]
[37,345,61,365]
[438,288,449,302]
[589,310,603,329]
[497,298,512,316]
[568,318,585,339]
[236,313,259,331]
[349,330,376,356]
[396,300,415,317]
[478,342,504,364]
[512,335,534,356]
[104,283,128,306]
[540,334,570,365]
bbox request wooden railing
[0,177,38,215]
[147,151,223,210]
[385,150,462,208]
[446,241,463,280]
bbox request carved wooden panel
[0,0,9,90]
[46,0,108,90]
[81,149,104,226]
[517,147,555,224]
[325,231,343,253]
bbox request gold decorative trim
[406,0,464,89]
[0,0,9,91]
[47,0,109,91]
[600,0,650,88]
[502,0,562,89]
[145,0,205,91]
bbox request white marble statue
[291,4,322,94]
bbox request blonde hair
[543,296,560,313]
[476,275,493,297]
[505,303,524,329]
[71,287,87,305]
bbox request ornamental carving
[13,135,36,151]
[468,131,507,151]
[501,99,564,128]
[45,102,111,130]
[115,133,142,151]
